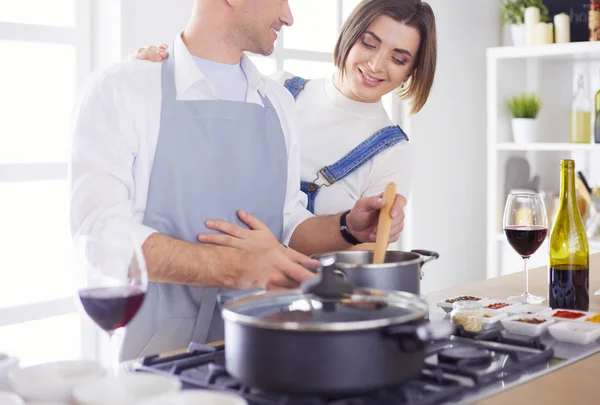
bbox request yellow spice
[585,313,600,323]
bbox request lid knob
[300,254,354,298]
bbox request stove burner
[438,347,493,367]
[137,335,556,405]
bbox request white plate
[134,390,248,405]
[0,355,19,391]
[72,374,182,405]
[505,304,550,315]
[500,314,555,336]
[537,309,593,322]
[547,321,600,345]
[0,391,25,405]
[480,299,521,316]
[483,311,507,328]
[8,360,104,403]
[436,296,487,313]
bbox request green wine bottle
[548,160,590,311]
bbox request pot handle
[411,250,439,266]
[301,255,354,298]
[385,321,454,343]
[410,250,439,280]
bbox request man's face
[233,0,294,56]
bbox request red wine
[79,286,145,332]
[504,225,547,257]
[549,265,589,311]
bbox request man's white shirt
[70,34,312,249]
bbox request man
[70,0,406,360]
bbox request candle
[533,22,553,45]
[534,22,546,44]
[525,6,541,45]
[554,13,570,43]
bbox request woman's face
[340,15,421,103]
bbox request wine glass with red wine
[503,191,548,304]
[74,234,148,375]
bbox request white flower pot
[510,24,526,47]
[511,118,540,144]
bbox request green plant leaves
[500,0,550,26]
[507,93,542,118]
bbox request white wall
[409,0,502,294]
[91,0,192,69]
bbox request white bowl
[134,390,248,405]
[0,355,20,391]
[0,391,25,405]
[8,361,104,403]
[27,402,69,405]
[582,313,600,324]
[547,321,600,345]
[505,304,550,316]
[480,299,521,316]
[72,374,181,405]
[436,296,487,313]
[500,314,555,336]
[483,311,507,328]
[537,309,592,322]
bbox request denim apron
[121,49,287,360]
[284,76,408,213]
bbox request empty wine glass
[74,233,148,375]
[503,191,548,304]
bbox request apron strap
[301,125,408,213]
[283,76,309,99]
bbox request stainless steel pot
[311,249,439,295]
[221,255,453,395]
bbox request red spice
[485,303,510,310]
[552,310,585,319]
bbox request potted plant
[500,0,549,46]
[507,92,542,143]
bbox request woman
[135,0,436,247]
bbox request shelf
[496,143,600,152]
[487,41,600,60]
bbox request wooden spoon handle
[373,182,397,264]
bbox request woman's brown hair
[333,0,437,115]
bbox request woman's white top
[271,72,413,216]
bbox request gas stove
[135,324,594,405]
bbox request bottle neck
[559,166,577,205]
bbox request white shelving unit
[487,42,600,279]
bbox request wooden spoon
[373,182,397,264]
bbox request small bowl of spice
[538,309,591,322]
[501,314,555,336]
[480,299,521,317]
[584,313,600,324]
[450,301,483,333]
[548,321,600,345]
[437,296,486,313]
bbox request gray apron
[121,48,288,360]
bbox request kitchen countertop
[425,253,600,404]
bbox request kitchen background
[1,0,599,369]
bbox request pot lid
[221,288,428,332]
